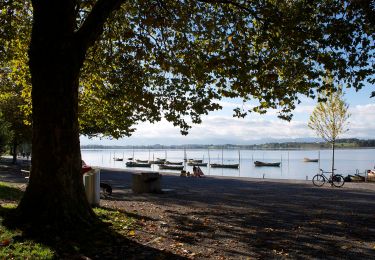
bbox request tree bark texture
[16,0,95,229]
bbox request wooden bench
[21,169,30,176]
[132,172,161,193]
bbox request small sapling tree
[308,87,350,183]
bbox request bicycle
[312,169,345,187]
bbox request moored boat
[158,164,184,170]
[114,158,123,161]
[149,160,165,164]
[254,161,281,167]
[165,161,183,165]
[187,162,208,167]
[126,161,151,167]
[210,163,239,169]
[303,158,319,162]
[189,159,203,163]
[136,159,149,163]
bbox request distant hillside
[81,138,375,150]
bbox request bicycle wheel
[312,174,325,187]
[332,174,345,187]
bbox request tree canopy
[1,0,374,138]
[1,0,374,233]
[308,85,350,143]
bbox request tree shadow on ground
[101,171,375,259]
[0,183,24,201]
[0,205,186,260]
[0,180,186,260]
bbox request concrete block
[132,172,161,193]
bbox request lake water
[81,148,375,180]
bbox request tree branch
[75,0,126,52]
[197,0,253,14]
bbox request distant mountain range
[81,138,375,150]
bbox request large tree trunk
[16,1,95,229]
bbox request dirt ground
[99,168,375,259]
[1,159,375,259]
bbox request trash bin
[83,168,100,206]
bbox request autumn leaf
[0,239,10,247]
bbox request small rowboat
[158,164,184,171]
[303,158,319,162]
[126,161,151,167]
[114,158,123,161]
[165,161,183,165]
[254,161,281,167]
[210,163,239,169]
[187,162,208,167]
[149,160,165,164]
[136,159,149,163]
[188,159,203,163]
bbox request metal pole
[318,150,321,172]
[184,147,186,171]
[238,149,241,176]
[208,148,211,175]
[222,147,224,165]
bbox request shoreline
[1,158,374,192]
[98,166,375,192]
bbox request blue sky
[81,85,374,146]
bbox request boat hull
[126,162,151,167]
[158,165,184,170]
[187,162,208,167]
[165,161,183,165]
[210,163,239,169]
[136,159,149,163]
[303,158,319,162]
[254,161,281,167]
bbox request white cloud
[345,104,375,138]
[81,103,375,145]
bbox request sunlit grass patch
[94,207,138,234]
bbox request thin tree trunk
[331,141,335,186]
[15,1,95,229]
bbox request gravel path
[99,168,375,259]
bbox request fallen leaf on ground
[0,239,10,246]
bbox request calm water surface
[81,148,375,180]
